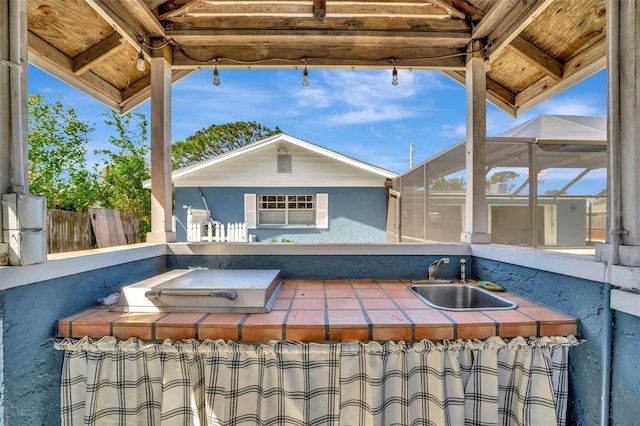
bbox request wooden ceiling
[27,0,606,115]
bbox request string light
[213,58,220,86]
[136,50,146,72]
[302,58,309,86]
[391,59,399,86]
[136,37,146,72]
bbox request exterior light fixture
[213,58,220,86]
[302,59,309,86]
[391,59,399,86]
[136,51,145,72]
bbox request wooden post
[147,39,176,243]
[461,41,491,244]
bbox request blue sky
[28,65,607,194]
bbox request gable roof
[151,133,397,188]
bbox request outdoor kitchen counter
[57,279,577,342]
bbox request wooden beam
[484,0,555,59]
[441,70,517,117]
[122,0,166,36]
[505,36,562,81]
[472,0,520,40]
[72,32,125,75]
[120,70,193,113]
[84,0,150,54]
[430,0,466,20]
[171,45,467,69]
[155,0,207,19]
[313,0,326,19]
[514,37,606,111]
[563,36,607,80]
[165,15,469,32]
[168,29,470,45]
[28,32,124,109]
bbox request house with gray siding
[169,133,397,242]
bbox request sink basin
[411,279,452,284]
[409,284,518,311]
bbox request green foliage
[28,95,100,210]
[487,171,520,191]
[95,111,151,238]
[172,121,281,169]
[430,177,465,191]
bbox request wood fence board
[89,208,127,248]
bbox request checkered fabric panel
[55,336,579,426]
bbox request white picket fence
[187,221,249,242]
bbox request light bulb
[213,65,220,86]
[392,66,399,86]
[302,66,309,86]
[136,51,145,72]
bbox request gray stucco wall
[472,257,640,426]
[175,187,389,243]
[0,256,167,425]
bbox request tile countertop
[57,279,577,342]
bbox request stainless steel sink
[409,284,518,311]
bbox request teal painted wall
[2,252,639,425]
[0,257,166,425]
[174,187,389,243]
[472,257,640,425]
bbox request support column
[461,42,491,244]
[147,41,176,243]
[1,0,28,198]
[596,0,640,266]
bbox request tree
[96,110,151,239]
[430,177,465,191]
[487,171,520,192]
[28,95,100,211]
[172,121,281,168]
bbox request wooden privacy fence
[47,209,139,254]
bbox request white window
[244,193,328,228]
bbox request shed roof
[27,0,606,116]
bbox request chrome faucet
[428,257,449,280]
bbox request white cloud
[438,122,466,138]
[536,96,605,116]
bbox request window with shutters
[245,193,328,229]
[258,195,315,225]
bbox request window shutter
[316,193,328,229]
[244,194,257,229]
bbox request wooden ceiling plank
[505,36,562,81]
[429,0,466,20]
[73,32,125,75]
[156,0,208,19]
[484,0,555,59]
[472,0,520,40]
[124,0,167,36]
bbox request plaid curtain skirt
[54,336,579,426]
